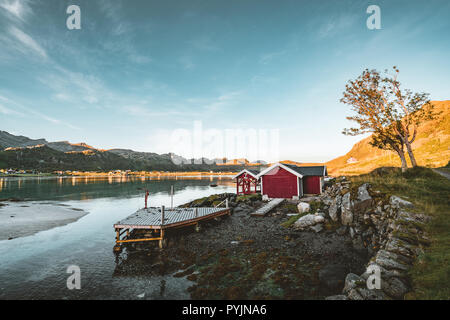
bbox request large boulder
[328,194,341,221]
[357,183,371,201]
[340,192,353,225]
[297,202,310,214]
[382,277,409,299]
[293,214,324,230]
[353,184,373,215]
[375,250,409,271]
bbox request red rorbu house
[257,163,327,199]
[233,169,261,195]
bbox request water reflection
[0,176,235,201]
[0,178,235,299]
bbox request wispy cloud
[8,26,47,58]
[0,102,23,116]
[203,91,242,112]
[259,50,286,65]
[0,0,32,22]
[0,94,80,130]
[317,13,358,38]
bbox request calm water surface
[0,176,234,299]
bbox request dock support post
[195,207,198,218]
[159,229,165,249]
[113,228,121,252]
[161,205,165,225]
[225,198,229,208]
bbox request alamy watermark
[168,121,280,165]
[366,264,381,290]
[66,265,81,290]
[66,5,81,30]
[367,5,381,30]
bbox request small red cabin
[258,163,327,199]
[233,169,261,195]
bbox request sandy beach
[0,201,88,240]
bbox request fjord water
[0,176,234,299]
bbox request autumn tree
[341,67,437,172]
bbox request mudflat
[0,201,87,240]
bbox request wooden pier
[113,201,230,250]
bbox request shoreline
[0,172,237,178]
[0,201,88,241]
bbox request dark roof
[247,169,260,176]
[235,169,259,178]
[284,164,327,176]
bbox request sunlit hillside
[326,100,450,176]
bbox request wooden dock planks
[251,198,284,216]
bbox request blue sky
[0,0,449,162]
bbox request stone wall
[316,177,431,300]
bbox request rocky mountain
[0,131,260,172]
[326,100,450,176]
[0,130,48,148]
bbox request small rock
[336,226,348,236]
[343,273,365,294]
[347,288,364,300]
[137,293,145,298]
[310,224,324,233]
[390,196,414,209]
[325,295,348,300]
[297,202,310,214]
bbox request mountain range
[0,131,256,172]
[1,100,448,174]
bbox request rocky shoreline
[116,178,429,300]
[117,193,369,299]
[298,177,430,300]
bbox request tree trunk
[404,140,418,167]
[393,148,408,172]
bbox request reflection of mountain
[0,176,234,201]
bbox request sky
[0,0,449,163]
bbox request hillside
[0,132,263,172]
[0,130,48,148]
[0,145,138,172]
[327,100,450,176]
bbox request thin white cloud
[9,26,47,58]
[0,93,80,130]
[0,103,23,115]
[0,0,32,22]
[259,50,286,65]
[204,91,242,112]
[317,13,358,38]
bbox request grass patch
[349,166,450,299]
[236,193,262,203]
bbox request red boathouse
[257,163,327,199]
[233,169,261,195]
